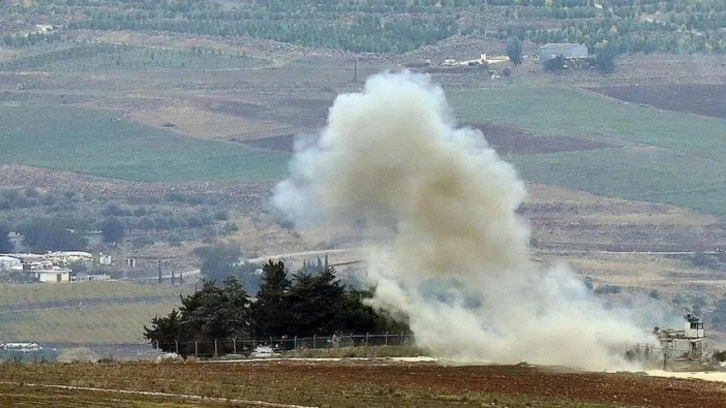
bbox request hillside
[0,0,724,347]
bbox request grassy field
[512,146,726,217]
[448,86,726,217]
[0,301,181,343]
[0,281,188,309]
[448,86,726,159]
[0,105,290,182]
[0,281,193,343]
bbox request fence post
[365,332,369,346]
[194,340,198,357]
[385,331,388,346]
[154,340,158,350]
[214,339,218,357]
[400,331,404,346]
[294,336,297,349]
[232,338,237,355]
[313,335,317,349]
[175,340,179,355]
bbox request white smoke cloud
[274,70,652,370]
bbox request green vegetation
[0,281,195,343]
[448,87,726,216]
[0,281,188,308]
[1,0,723,55]
[0,105,289,182]
[449,87,726,159]
[145,261,408,356]
[512,147,726,217]
[0,301,184,343]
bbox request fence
[2,333,415,361]
[153,332,415,358]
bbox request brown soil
[466,122,618,155]
[5,360,726,408]
[591,83,726,119]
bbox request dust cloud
[274,71,651,370]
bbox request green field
[0,105,289,182]
[0,281,193,343]
[0,281,188,309]
[0,301,181,343]
[448,86,726,217]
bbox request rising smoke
[274,71,651,369]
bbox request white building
[28,268,71,283]
[0,255,21,270]
[539,43,589,63]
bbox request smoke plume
[274,71,650,369]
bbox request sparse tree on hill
[506,36,524,66]
[0,225,12,253]
[101,217,125,245]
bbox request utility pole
[354,58,358,82]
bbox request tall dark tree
[100,217,125,244]
[197,244,243,281]
[0,225,12,253]
[144,276,252,356]
[251,260,291,337]
[506,36,524,66]
[338,289,410,334]
[18,218,88,252]
[287,267,346,336]
[594,41,617,73]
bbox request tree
[543,54,566,71]
[100,217,125,244]
[0,225,12,253]
[594,40,617,74]
[18,218,89,252]
[287,267,346,336]
[144,277,252,356]
[506,36,523,66]
[197,244,243,281]
[251,260,291,337]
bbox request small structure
[539,43,588,64]
[656,314,706,360]
[26,268,71,283]
[0,255,21,271]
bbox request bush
[131,236,155,249]
[594,284,621,295]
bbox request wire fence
[1,333,416,361]
[153,332,416,358]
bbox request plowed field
[2,360,725,407]
[591,84,726,119]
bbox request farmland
[447,86,726,217]
[1,359,726,407]
[0,0,725,380]
[0,281,194,343]
[0,105,289,182]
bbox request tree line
[144,260,407,357]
